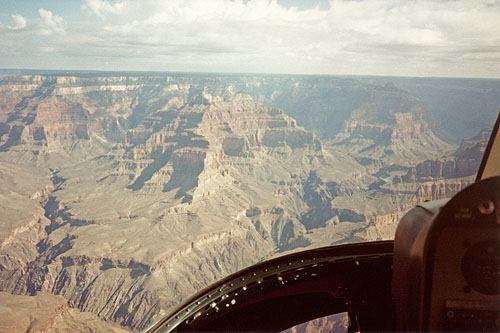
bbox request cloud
[71,0,500,77]
[1,0,500,78]
[81,0,124,18]
[7,14,27,30]
[39,8,66,35]
[83,0,330,60]
[324,0,500,74]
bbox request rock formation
[0,292,127,332]
[331,104,453,167]
[0,73,493,331]
[402,127,490,182]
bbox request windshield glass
[1,1,499,332]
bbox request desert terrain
[0,71,499,331]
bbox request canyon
[0,72,498,331]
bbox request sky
[1,0,500,78]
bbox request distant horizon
[2,67,500,81]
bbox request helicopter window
[279,312,348,333]
[477,114,500,180]
[194,292,348,332]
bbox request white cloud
[85,0,330,62]
[7,14,27,30]
[1,0,500,77]
[71,0,500,77]
[39,8,66,35]
[81,0,124,18]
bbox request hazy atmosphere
[1,0,500,78]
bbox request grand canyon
[1,71,499,331]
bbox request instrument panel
[393,176,500,332]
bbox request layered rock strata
[0,74,491,331]
[0,292,128,333]
[0,76,361,331]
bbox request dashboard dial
[461,240,500,295]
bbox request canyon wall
[0,73,492,331]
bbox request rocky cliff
[401,127,489,181]
[0,292,127,332]
[331,101,453,166]
[0,75,354,330]
[0,73,492,331]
